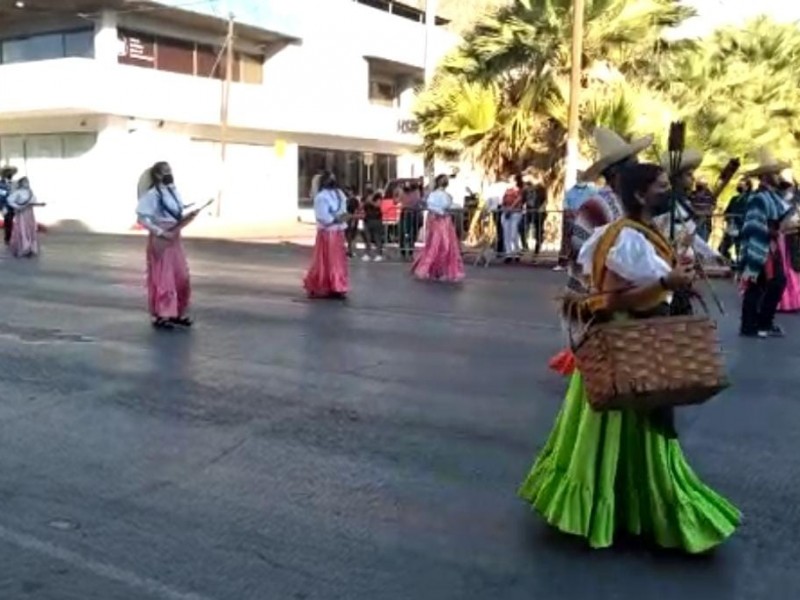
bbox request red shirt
[502,188,522,210]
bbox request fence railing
[344,206,736,261]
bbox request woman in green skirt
[519,163,740,552]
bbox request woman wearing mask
[304,171,349,299]
[519,162,739,552]
[136,162,197,330]
[7,177,44,258]
[411,174,465,282]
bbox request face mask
[651,191,673,217]
[161,174,174,186]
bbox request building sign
[118,30,155,66]
[397,119,419,135]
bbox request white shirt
[137,184,188,236]
[426,189,453,216]
[447,179,467,208]
[314,188,347,231]
[8,186,36,211]
[579,225,672,300]
[653,203,719,261]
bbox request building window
[353,0,449,25]
[157,37,195,76]
[369,78,397,107]
[298,146,397,208]
[118,29,262,84]
[64,30,94,59]
[0,29,94,64]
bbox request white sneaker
[373,255,384,263]
[361,255,372,262]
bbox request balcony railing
[0,58,421,143]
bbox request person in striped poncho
[739,151,792,338]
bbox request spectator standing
[362,191,384,262]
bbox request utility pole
[217,11,235,217]
[564,0,585,190]
[423,0,438,191]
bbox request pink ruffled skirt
[146,234,191,319]
[411,214,465,282]
[304,229,349,298]
[778,233,800,312]
[9,208,39,258]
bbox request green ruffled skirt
[519,372,740,553]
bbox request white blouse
[136,184,188,235]
[653,204,718,261]
[314,189,347,231]
[7,186,36,211]
[426,190,453,216]
[578,225,672,290]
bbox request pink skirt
[412,214,465,282]
[9,207,39,258]
[304,229,349,297]
[778,233,800,312]
[146,234,191,318]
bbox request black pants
[364,219,383,256]
[494,210,504,254]
[741,250,787,334]
[532,211,546,254]
[719,233,741,266]
[399,209,420,260]
[345,219,359,256]
[4,209,14,245]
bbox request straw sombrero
[581,127,654,183]
[659,148,704,174]
[744,148,791,177]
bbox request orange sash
[586,218,675,313]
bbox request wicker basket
[574,315,729,411]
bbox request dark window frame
[0,27,94,64]
[117,28,261,84]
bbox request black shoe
[763,325,785,338]
[152,317,175,330]
[170,316,194,328]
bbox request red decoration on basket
[548,348,576,376]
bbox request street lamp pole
[423,0,438,189]
[564,0,585,190]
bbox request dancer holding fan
[137,161,207,330]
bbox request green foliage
[414,0,800,189]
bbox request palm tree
[416,0,695,192]
[654,16,800,181]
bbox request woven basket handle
[563,284,712,351]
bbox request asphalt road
[0,234,797,600]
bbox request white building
[0,0,459,232]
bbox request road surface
[0,234,796,599]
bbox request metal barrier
[344,206,736,262]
